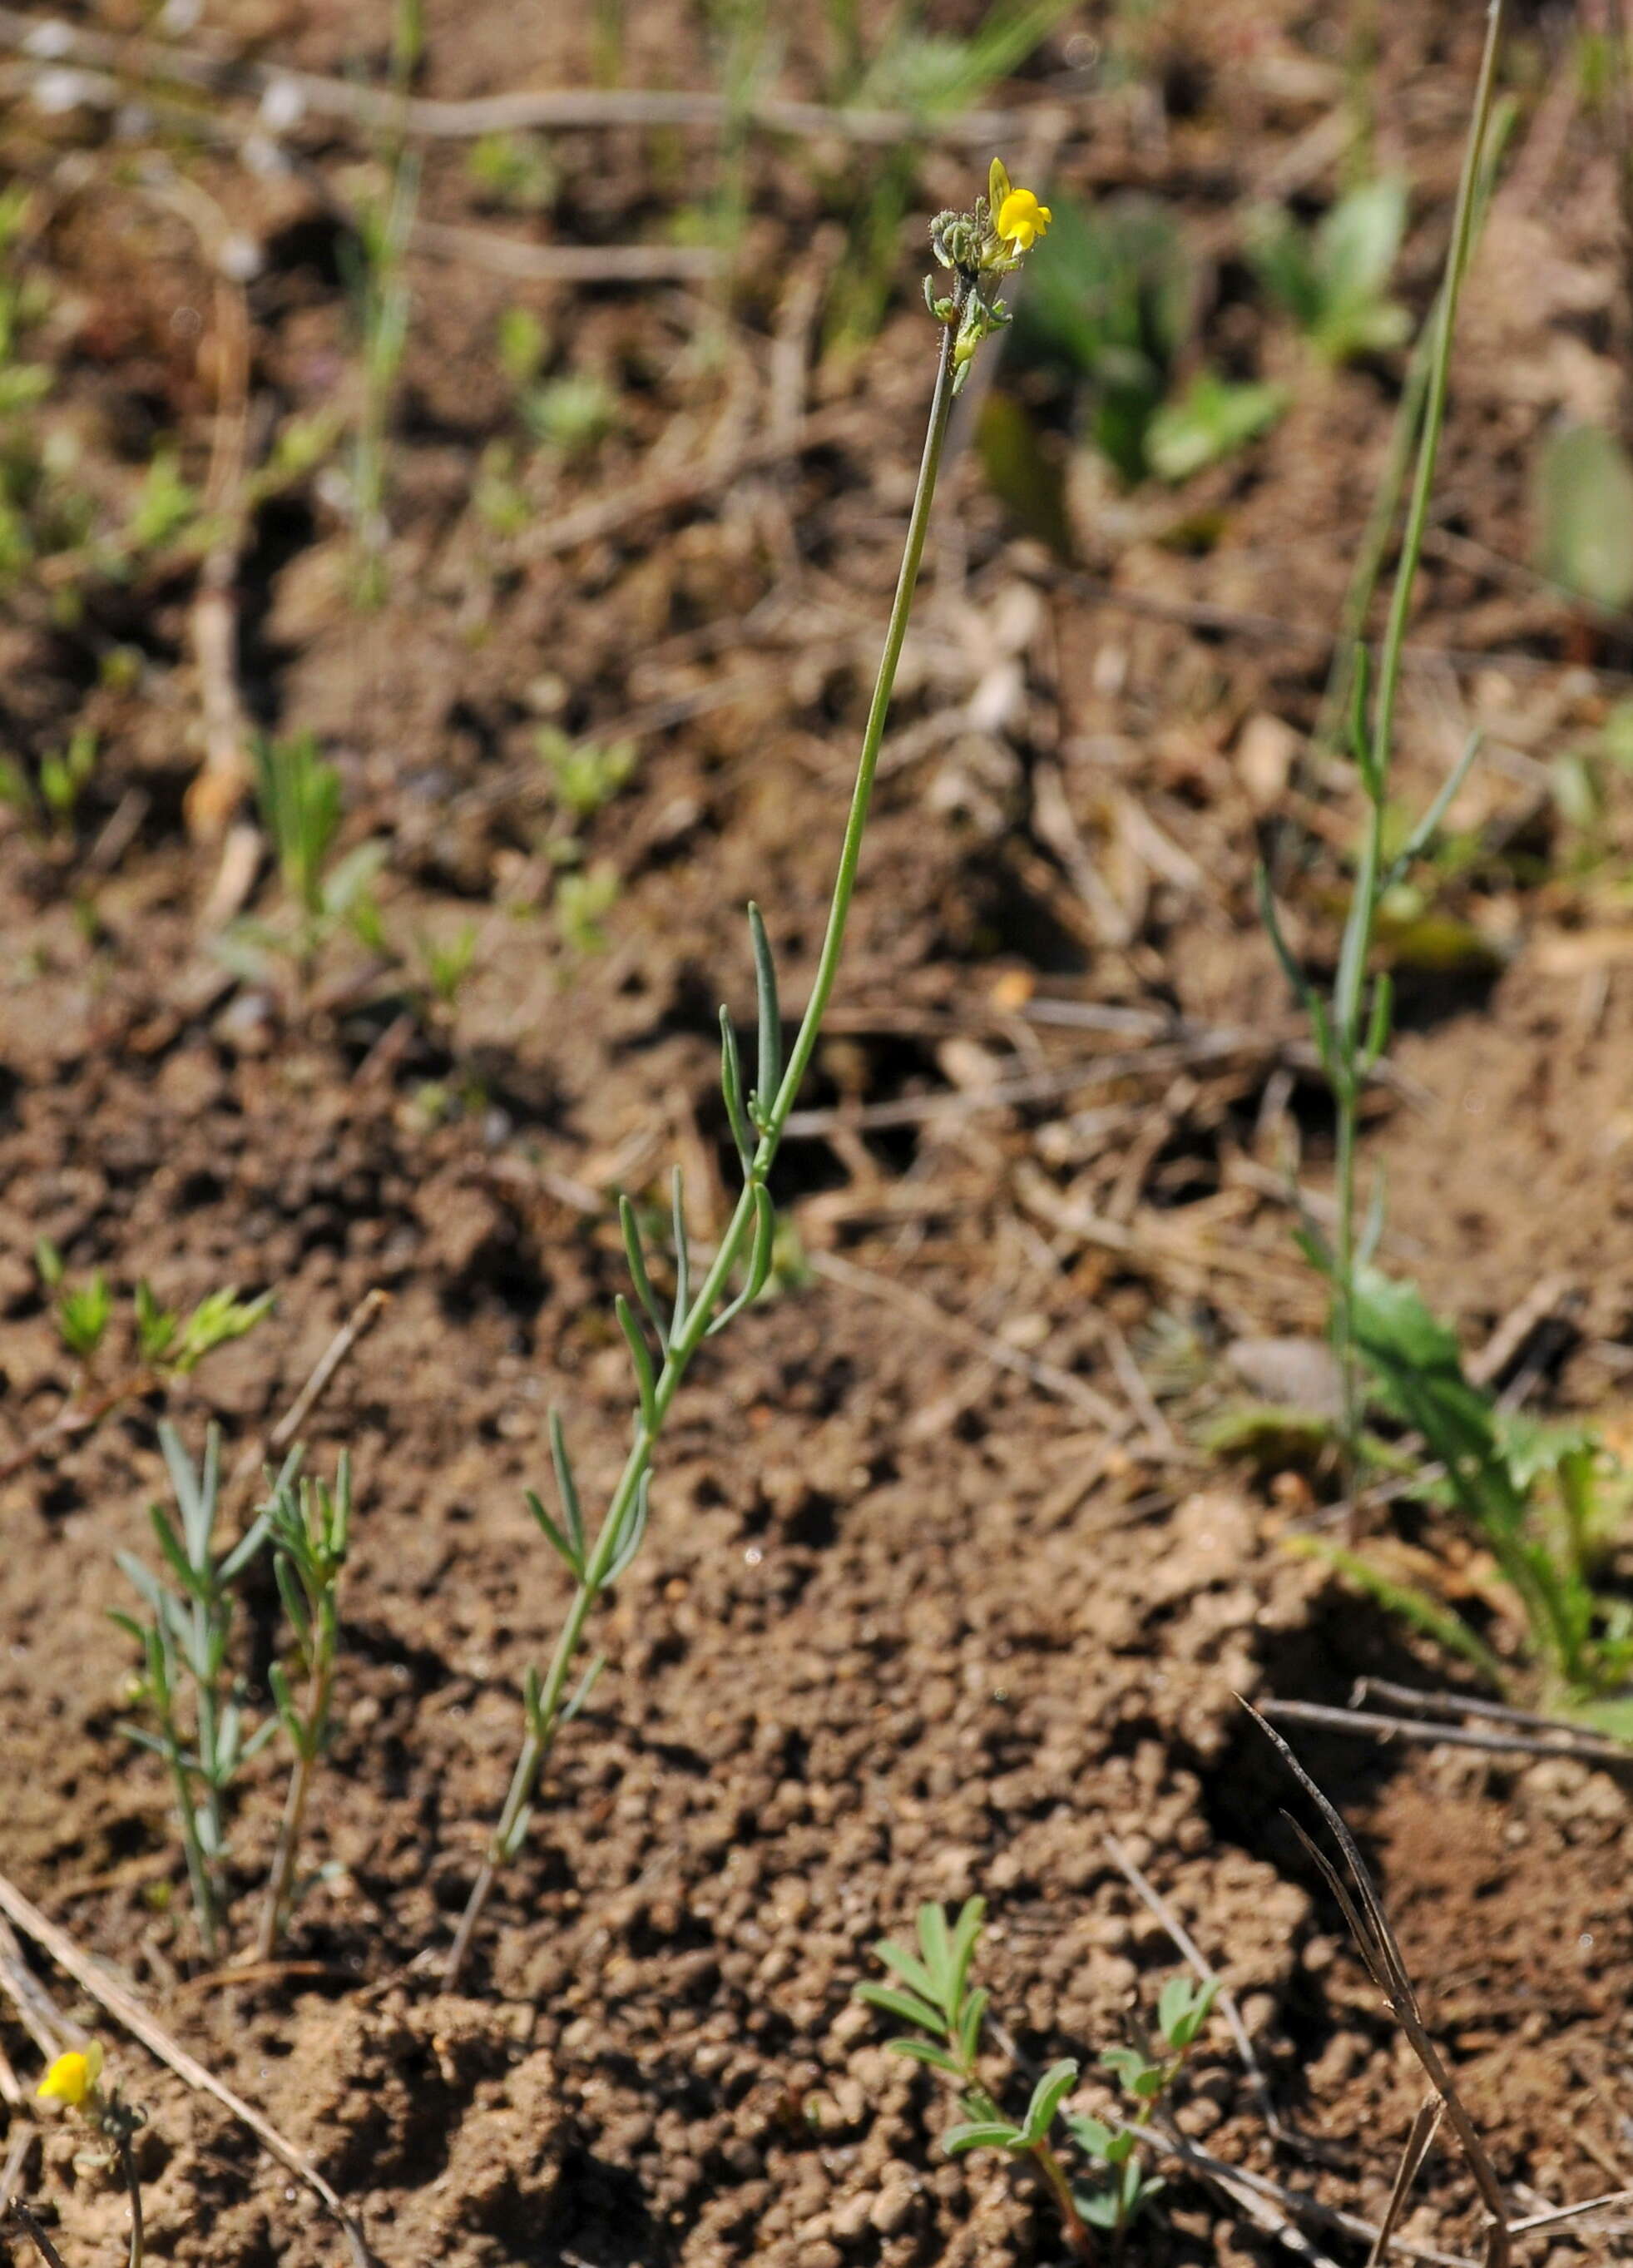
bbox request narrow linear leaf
[547,1409,585,1564]
[748,901,782,1121]
[854,1980,945,2033]
[670,1166,690,1335]
[619,1194,671,1356]
[525,1488,584,1579]
[719,1007,755,1172]
[616,1295,658,1430]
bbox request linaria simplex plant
[1257,0,1507,1467]
[443,159,1052,1984]
[856,1898,1218,2259]
[256,1453,353,1958]
[112,1424,287,1961]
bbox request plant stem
[160,1719,217,1962]
[1325,0,1506,1458]
[1032,2137,1096,2259]
[446,302,963,1987]
[117,2132,144,2268]
[255,1656,333,1961]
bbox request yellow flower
[37,2039,103,2109]
[996,184,1052,254]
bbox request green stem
[118,2133,144,2268]
[446,306,963,1986]
[1325,0,1506,1466]
[255,1647,334,1961]
[1032,2137,1096,2260]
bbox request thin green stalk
[161,1724,218,1962]
[446,302,963,1987]
[255,1645,334,1960]
[117,2133,144,2268]
[1324,0,1506,1458]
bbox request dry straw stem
[1258,1696,1633,1771]
[1247,1706,1511,2268]
[0,1869,376,2268]
[0,6,1048,145]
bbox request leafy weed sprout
[236,731,385,992]
[443,159,1050,1983]
[3,1243,271,1481]
[857,1899,1217,2258]
[112,1425,285,1961]
[1301,1270,1633,1730]
[1247,178,1411,364]
[257,1454,353,1957]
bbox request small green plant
[1304,1269,1633,1728]
[1532,421,1633,615]
[523,372,616,457]
[553,858,622,954]
[256,1454,353,1957]
[25,1241,271,1464]
[1146,370,1286,483]
[1249,179,1411,363]
[125,448,198,554]
[537,725,640,820]
[413,920,479,1016]
[443,159,1046,1985]
[857,1899,1218,2256]
[1259,12,1505,1465]
[468,132,557,212]
[39,1240,112,1360]
[112,1425,284,1960]
[242,731,385,986]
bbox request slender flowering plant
[35,2040,147,2268]
[444,161,1056,1985]
[924,159,1052,393]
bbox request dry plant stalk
[1249,1706,1511,2268]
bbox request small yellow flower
[37,2039,103,2109]
[996,184,1052,254]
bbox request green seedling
[1259,11,1506,1468]
[125,448,198,554]
[1301,1268,1633,1726]
[112,1425,285,1959]
[553,859,622,955]
[468,132,557,212]
[1248,179,1411,363]
[523,372,616,457]
[1146,371,1286,483]
[133,1281,274,1374]
[256,1454,352,1957]
[1532,421,1633,616]
[413,921,479,1015]
[857,1899,1218,2257]
[537,725,640,821]
[241,731,386,988]
[17,1243,272,1480]
[497,306,548,391]
[443,161,1042,1986]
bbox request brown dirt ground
[4,2,1633,2264]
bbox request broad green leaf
[1535,423,1633,612]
